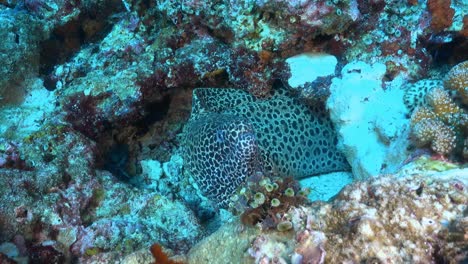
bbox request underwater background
[0,0,467,263]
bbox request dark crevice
[134,95,172,135]
[422,33,468,66]
[39,0,125,86]
[92,95,174,183]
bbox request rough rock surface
[188,165,467,263]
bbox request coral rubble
[188,167,467,263]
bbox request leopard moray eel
[182,88,349,207]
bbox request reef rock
[188,165,467,263]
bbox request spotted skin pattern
[403,80,443,113]
[183,88,349,207]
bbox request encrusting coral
[409,61,468,160]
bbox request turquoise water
[0,0,466,263]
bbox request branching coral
[425,86,466,125]
[408,61,468,159]
[190,170,467,263]
[410,86,467,159]
[229,175,309,231]
[411,117,457,155]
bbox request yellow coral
[431,125,457,155]
[410,106,437,126]
[409,84,467,158]
[408,71,468,159]
[412,119,437,145]
[412,118,456,155]
[426,87,461,116]
[425,87,464,125]
[444,60,468,105]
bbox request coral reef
[0,12,41,104]
[444,60,468,105]
[427,0,455,32]
[187,220,260,264]
[155,0,357,54]
[341,0,467,77]
[408,61,468,159]
[1,0,467,262]
[0,168,203,263]
[188,166,467,263]
[70,171,203,258]
[229,175,309,231]
[0,0,123,104]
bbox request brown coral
[427,0,455,32]
[426,87,464,124]
[444,60,468,105]
[150,244,184,264]
[409,71,468,159]
[462,15,468,37]
[411,117,456,155]
[409,88,466,157]
[230,176,309,230]
[410,106,437,124]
